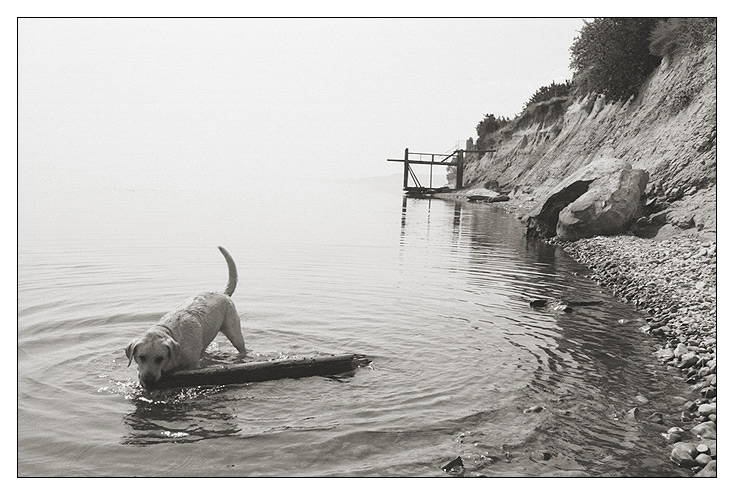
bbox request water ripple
[18,187,691,477]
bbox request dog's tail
[218,246,238,296]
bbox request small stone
[656,348,675,361]
[701,387,716,399]
[698,403,716,416]
[698,439,716,456]
[696,444,710,455]
[674,343,688,358]
[695,453,712,466]
[651,326,665,336]
[694,460,716,477]
[678,352,699,368]
[691,421,716,439]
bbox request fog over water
[19,18,584,200]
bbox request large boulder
[525,158,649,241]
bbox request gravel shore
[437,191,717,475]
[558,233,717,477]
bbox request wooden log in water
[151,353,371,390]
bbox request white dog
[125,246,246,389]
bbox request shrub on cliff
[475,113,510,149]
[570,18,663,101]
[476,113,510,137]
[523,80,572,110]
[649,18,717,58]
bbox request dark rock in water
[529,451,553,462]
[529,298,602,312]
[670,442,699,467]
[524,405,544,413]
[701,386,716,399]
[626,407,641,421]
[468,194,510,203]
[524,158,648,241]
[646,412,664,423]
[662,426,685,444]
[648,318,670,329]
[694,460,716,477]
[441,456,464,472]
[490,195,510,203]
[662,431,682,444]
[681,411,695,422]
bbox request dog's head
[125,328,180,389]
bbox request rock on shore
[559,233,716,476]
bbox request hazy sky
[19,18,585,193]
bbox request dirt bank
[459,41,716,241]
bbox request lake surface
[18,177,692,477]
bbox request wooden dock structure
[387,147,495,196]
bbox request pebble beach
[559,233,717,477]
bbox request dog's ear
[166,338,181,363]
[125,341,138,367]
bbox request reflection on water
[18,182,692,477]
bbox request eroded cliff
[461,41,716,238]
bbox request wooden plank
[150,354,371,390]
[388,159,458,166]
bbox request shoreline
[558,234,717,477]
[439,191,717,476]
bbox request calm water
[18,177,691,477]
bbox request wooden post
[403,148,409,189]
[430,154,434,189]
[456,150,464,189]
